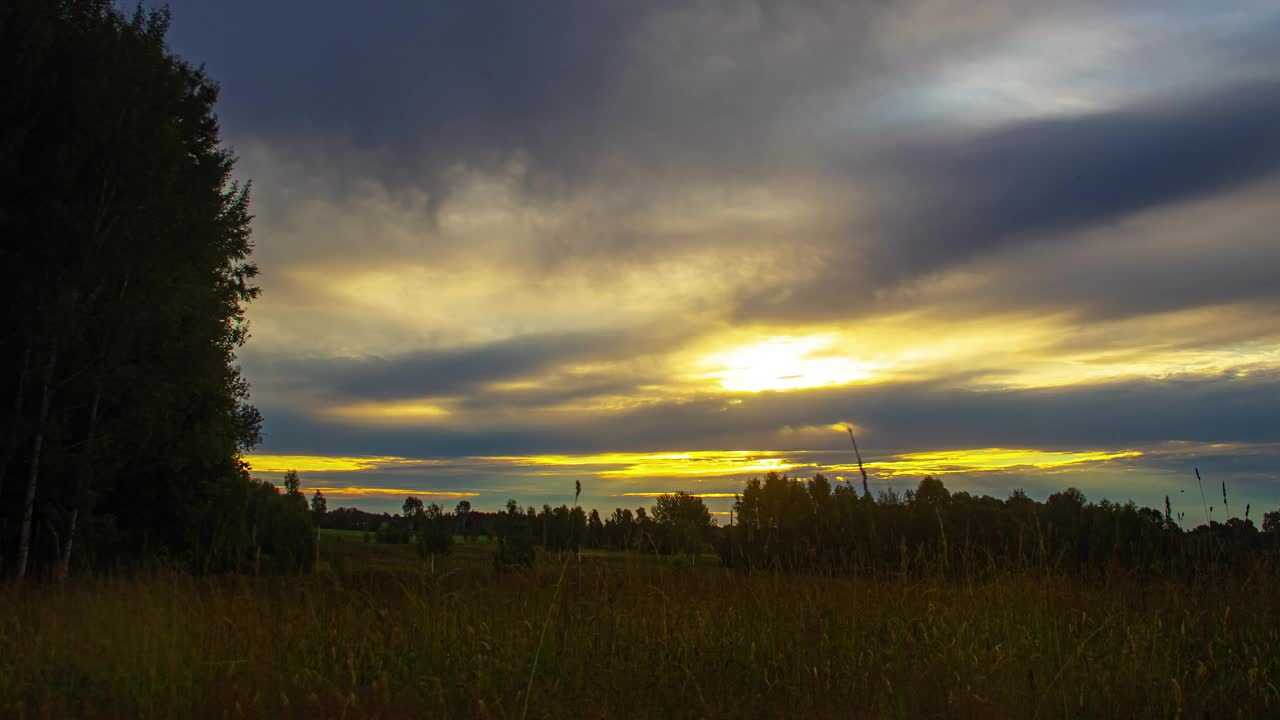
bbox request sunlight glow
[700,334,877,392]
[323,400,453,422]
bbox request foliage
[310,490,327,521]
[724,472,1274,577]
[415,503,453,571]
[323,507,403,533]
[282,470,301,495]
[375,522,412,545]
[185,470,314,575]
[652,491,714,557]
[494,500,536,571]
[537,503,587,556]
[0,0,309,577]
[255,481,316,575]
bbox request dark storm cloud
[254,405,585,458]
[878,79,1280,260]
[983,231,1280,324]
[159,0,1067,200]
[158,0,676,210]
[157,0,670,189]
[167,1,648,149]
[242,325,678,402]
[734,78,1280,321]
[857,176,1280,326]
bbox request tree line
[312,491,716,570]
[336,472,1280,579]
[722,472,1280,578]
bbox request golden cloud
[250,446,1142,489]
[620,492,740,498]
[246,454,416,473]
[307,486,478,498]
[322,400,453,423]
[480,451,801,478]
[826,447,1143,478]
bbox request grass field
[319,528,371,542]
[319,528,497,544]
[2,535,1277,719]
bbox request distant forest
[2,1,1277,583]
[317,472,1280,578]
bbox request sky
[155,1,1280,521]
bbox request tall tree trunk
[57,511,77,583]
[0,345,32,504]
[16,340,57,582]
[46,520,60,571]
[58,382,101,581]
[252,520,260,576]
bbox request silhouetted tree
[495,499,535,571]
[403,496,424,530]
[454,499,472,540]
[416,503,452,574]
[1265,510,1280,535]
[635,507,657,553]
[912,476,951,509]
[716,472,1258,578]
[1,1,274,577]
[310,490,327,519]
[283,470,302,496]
[653,492,714,559]
[587,508,605,548]
[605,508,636,550]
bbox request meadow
[2,533,1278,719]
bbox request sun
[701,334,877,392]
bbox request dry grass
[1,542,1278,719]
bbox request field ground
[319,528,371,542]
[320,528,497,543]
[2,535,1278,719]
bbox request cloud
[182,2,1280,349]
[881,78,1280,255]
[249,327,645,401]
[734,78,1280,322]
[248,366,1280,464]
[144,1,1280,515]
[253,442,1276,522]
[246,454,427,473]
[167,1,1061,184]
[302,486,478,500]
